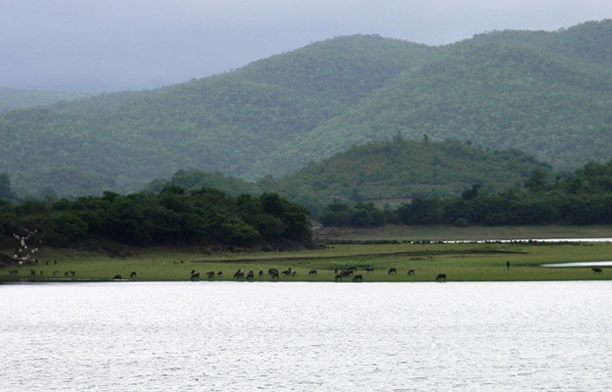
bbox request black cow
[388,268,397,275]
[407,269,415,275]
[352,274,363,282]
[268,268,279,275]
[281,268,293,276]
[436,273,447,282]
[592,267,603,274]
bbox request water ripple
[1,281,611,391]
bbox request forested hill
[2,20,612,198]
[272,137,552,214]
[285,20,612,171]
[144,138,552,216]
[0,35,429,196]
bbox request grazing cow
[234,269,245,279]
[365,267,374,274]
[436,273,447,282]
[281,268,292,276]
[9,270,18,275]
[308,269,317,276]
[353,274,363,282]
[69,271,75,277]
[191,272,200,281]
[270,271,279,280]
[206,271,216,279]
[130,271,137,279]
[258,270,264,277]
[407,269,415,275]
[64,271,69,277]
[30,269,36,276]
[335,274,342,281]
[112,275,122,280]
[291,271,297,277]
[340,270,353,278]
[217,271,223,276]
[246,270,254,280]
[592,267,603,274]
[388,268,397,275]
[268,268,279,276]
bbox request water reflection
[542,261,612,267]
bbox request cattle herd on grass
[5,262,607,282]
[186,265,449,282]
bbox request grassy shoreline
[2,225,611,282]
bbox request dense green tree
[396,197,442,225]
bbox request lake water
[542,261,612,268]
[1,281,611,391]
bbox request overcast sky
[2,0,612,92]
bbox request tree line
[318,160,612,227]
[0,185,312,247]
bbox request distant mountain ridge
[0,87,90,113]
[1,20,611,197]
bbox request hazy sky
[2,0,612,92]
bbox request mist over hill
[1,20,611,198]
[0,88,90,114]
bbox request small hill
[136,139,551,216]
[273,137,552,214]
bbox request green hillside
[279,20,612,172]
[273,137,552,214]
[142,138,552,216]
[1,20,612,198]
[0,35,428,196]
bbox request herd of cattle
[6,265,606,282]
[188,266,448,282]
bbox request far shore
[313,224,612,242]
